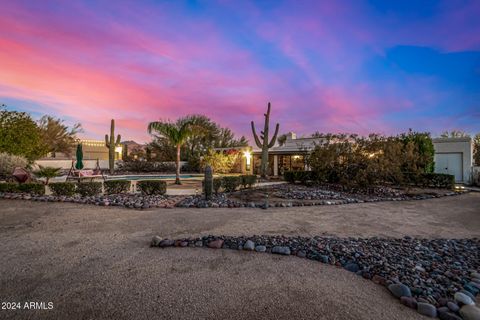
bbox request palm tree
[148,120,193,184]
[34,165,61,185]
[38,116,82,157]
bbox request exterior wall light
[244,151,252,170]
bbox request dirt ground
[0,193,479,320]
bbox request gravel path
[0,193,479,320]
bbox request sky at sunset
[1,0,479,143]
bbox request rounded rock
[455,292,474,306]
[460,305,480,320]
[388,283,412,298]
[417,302,437,318]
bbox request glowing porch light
[244,150,252,170]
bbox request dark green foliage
[103,180,131,194]
[240,175,257,188]
[137,180,167,195]
[76,182,102,196]
[18,183,45,195]
[412,173,455,189]
[222,176,242,193]
[399,130,435,173]
[0,108,48,161]
[283,171,317,184]
[0,182,19,193]
[49,182,76,196]
[117,161,176,173]
[213,177,223,194]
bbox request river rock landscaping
[151,234,480,319]
[0,192,181,209]
[177,184,465,208]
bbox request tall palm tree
[148,120,193,184]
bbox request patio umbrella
[75,144,84,170]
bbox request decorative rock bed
[0,184,467,210]
[0,192,182,209]
[177,185,466,208]
[151,235,480,319]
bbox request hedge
[18,183,45,195]
[285,170,455,189]
[0,182,19,193]
[137,180,167,195]
[240,175,257,188]
[76,182,103,197]
[104,180,131,194]
[415,173,455,189]
[49,182,77,196]
[222,176,242,193]
[0,182,45,195]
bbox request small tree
[148,119,193,184]
[34,165,61,185]
[0,107,48,161]
[38,116,82,157]
[0,152,28,179]
[473,133,480,166]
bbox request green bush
[417,173,454,189]
[17,183,45,195]
[76,182,103,197]
[104,180,131,194]
[0,182,19,193]
[240,175,257,188]
[49,182,76,196]
[137,180,167,195]
[213,177,223,194]
[222,176,241,193]
[284,171,317,184]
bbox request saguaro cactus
[251,102,279,178]
[105,119,121,174]
[204,165,213,200]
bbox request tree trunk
[175,144,181,185]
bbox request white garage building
[433,137,473,184]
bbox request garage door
[434,153,463,182]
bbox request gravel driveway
[0,193,479,320]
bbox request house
[250,133,475,184]
[252,132,323,176]
[432,137,473,184]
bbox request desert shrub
[213,177,223,194]
[34,165,61,185]
[0,182,19,193]
[240,175,257,188]
[308,133,436,188]
[117,160,176,173]
[0,152,28,179]
[416,173,454,189]
[49,182,76,196]
[284,171,317,184]
[104,180,131,194]
[222,176,241,193]
[76,182,103,196]
[200,149,241,174]
[137,180,167,195]
[17,183,45,195]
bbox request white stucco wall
[432,137,473,183]
[34,159,111,170]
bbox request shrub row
[284,170,455,189]
[103,180,131,194]
[137,180,167,195]
[0,182,45,195]
[203,175,257,194]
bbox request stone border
[0,189,468,210]
[151,235,480,319]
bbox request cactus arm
[116,134,121,145]
[268,123,280,148]
[251,121,263,148]
[105,134,110,148]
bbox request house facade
[251,133,475,184]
